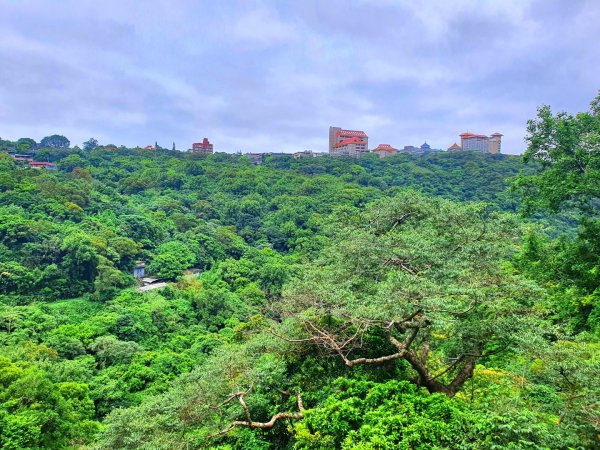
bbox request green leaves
[0,357,99,449]
[516,92,600,215]
[294,378,467,450]
[279,192,540,395]
[147,241,195,280]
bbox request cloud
[0,0,598,154]
[226,7,299,47]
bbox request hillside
[0,140,598,449]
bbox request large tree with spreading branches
[275,192,541,396]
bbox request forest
[0,95,598,449]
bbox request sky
[0,0,599,155]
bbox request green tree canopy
[40,135,70,149]
[277,192,540,395]
[83,138,99,151]
[515,91,600,215]
[148,241,195,279]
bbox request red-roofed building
[332,136,368,157]
[192,138,213,155]
[10,154,33,162]
[29,161,57,170]
[447,142,462,152]
[329,126,369,157]
[372,144,398,158]
[460,132,503,153]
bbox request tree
[148,241,195,279]
[514,92,600,333]
[0,262,39,294]
[276,192,539,396]
[515,91,599,215]
[0,357,99,449]
[57,154,88,172]
[293,378,478,449]
[60,232,100,293]
[82,138,99,151]
[40,135,70,149]
[16,138,37,152]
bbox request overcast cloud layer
[1,0,599,154]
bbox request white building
[460,132,503,153]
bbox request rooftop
[336,129,368,138]
[460,133,488,138]
[136,282,169,292]
[373,144,397,152]
[336,136,366,147]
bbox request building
[246,153,265,165]
[293,150,327,159]
[448,143,462,152]
[133,261,146,279]
[329,127,369,156]
[293,150,314,159]
[372,144,398,158]
[191,138,213,155]
[332,136,369,157]
[29,161,56,170]
[399,142,443,154]
[10,154,33,162]
[459,132,503,153]
[400,145,420,153]
[488,133,503,154]
[419,142,443,153]
[137,282,169,292]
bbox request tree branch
[209,391,305,438]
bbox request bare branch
[209,392,305,438]
[238,394,252,427]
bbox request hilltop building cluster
[326,126,503,158]
[177,127,503,163]
[2,127,504,167]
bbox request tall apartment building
[191,138,213,154]
[329,126,369,157]
[459,132,502,153]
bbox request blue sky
[0,0,598,154]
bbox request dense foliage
[0,94,598,449]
